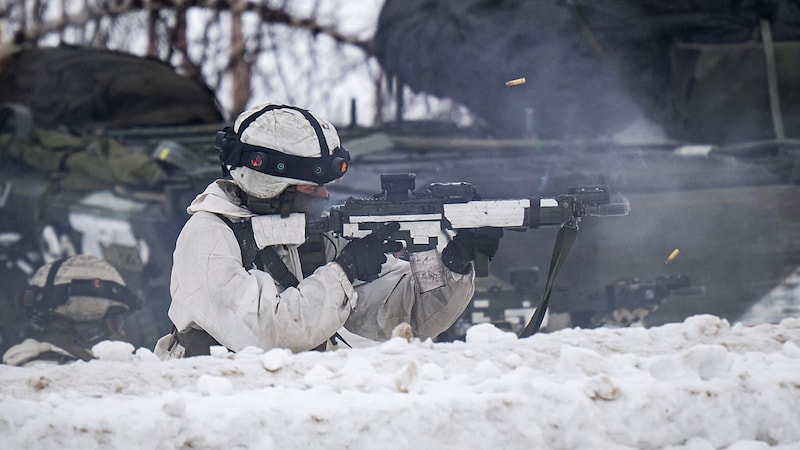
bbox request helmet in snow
[21,255,139,342]
[215,103,350,199]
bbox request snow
[2,315,799,449]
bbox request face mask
[244,187,329,218]
[73,320,109,345]
[72,310,127,345]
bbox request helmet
[216,103,350,199]
[22,255,139,325]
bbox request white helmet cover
[222,103,347,199]
[27,255,133,322]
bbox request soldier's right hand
[335,222,403,282]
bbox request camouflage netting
[0,126,164,191]
[0,44,223,133]
[374,0,800,143]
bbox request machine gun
[309,173,629,277]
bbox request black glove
[336,222,403,282]
[441,228,504,274]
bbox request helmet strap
[24,258,67,329]
[217,104,350,184]
[237,104,332,156]
[278,188,296,218]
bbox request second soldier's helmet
[215,103,350,199]
[21,255,139,339]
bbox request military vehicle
[3,0,800,353]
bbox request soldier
[156,103,502,357]
[2,255,139,366]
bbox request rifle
[311,173,629,337]
[310,173,628,276]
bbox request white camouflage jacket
[156,180,475,356]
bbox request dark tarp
[0,44,223,134]
[374,0,800,143]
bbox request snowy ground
[1,315,799,450]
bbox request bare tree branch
[6,1,372,54]
[1,1,457,127]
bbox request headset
[216,104,350,184]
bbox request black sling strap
[298,233,328,278]
[259,247,301,290]
[218,215,301,289]
[43,258,67,305]
[518,222,579,338]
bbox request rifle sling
[519,222,578,338]
[218,215,301,289]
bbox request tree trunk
[147,7,158,57]
[230,0,251,117]
[174,3,192,76]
